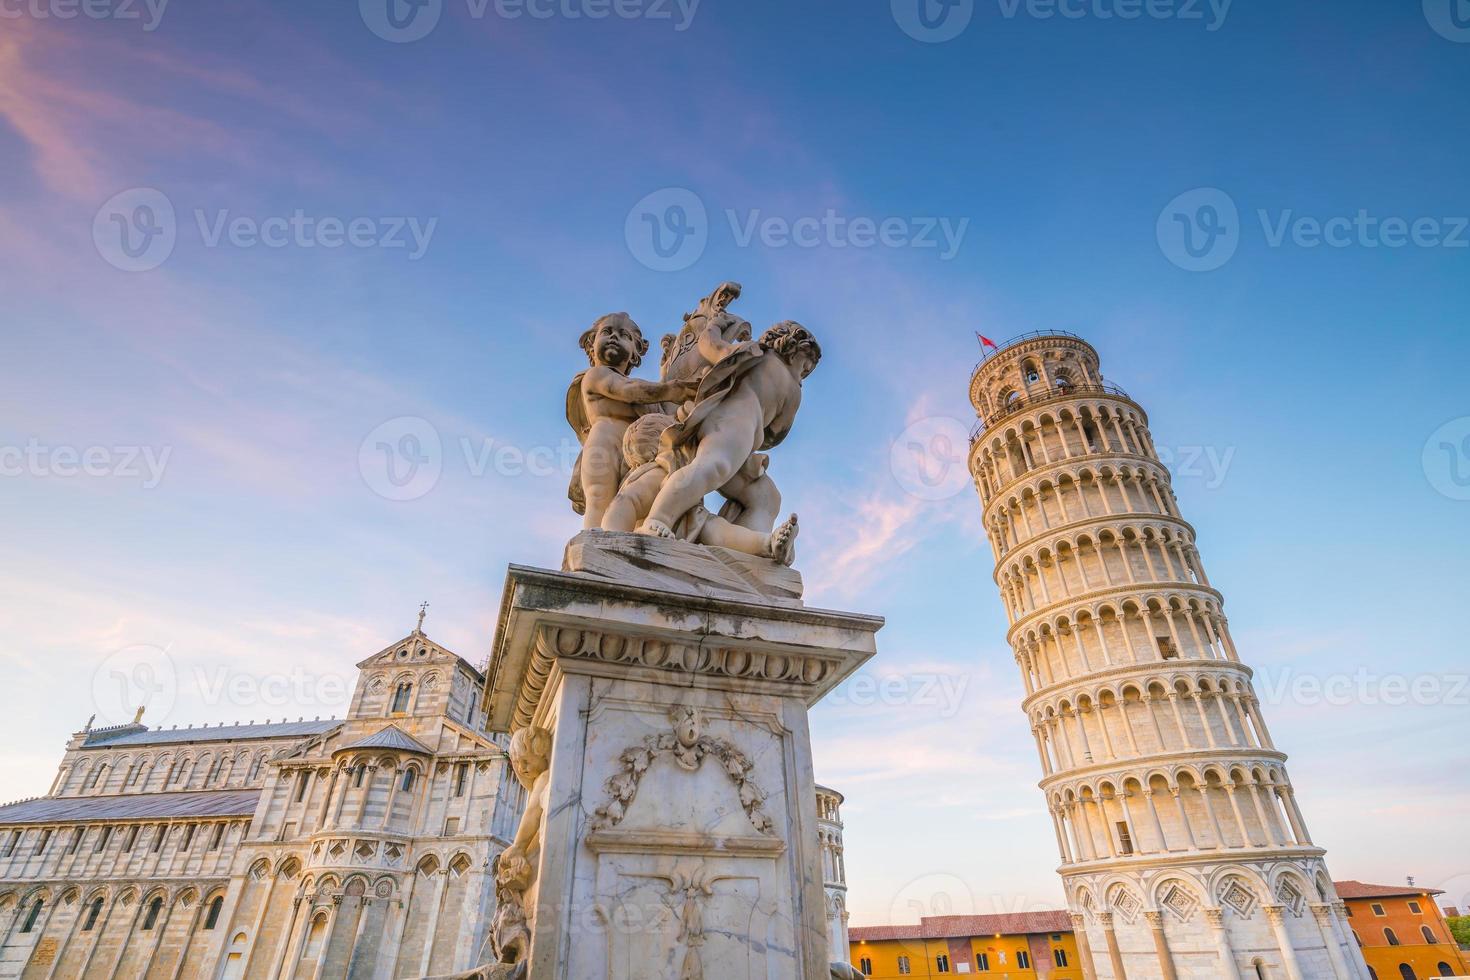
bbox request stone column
[1265,905,1305,980]
[1144,910,1178,980]
[1070,913,1099,980]
[1098,912,1127,979]
[1205,908,1242,980]
[1311,903,1355,979]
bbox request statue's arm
[694,319,739,364]
[585,367,691,404]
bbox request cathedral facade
[0,626,851,979]
[0,628,519,979]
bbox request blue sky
[2,0,1468,924]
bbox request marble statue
[637,319,819,538]
[600,411,800,565]
[568,284,815,568]
[490,726,552,973]
[566,313,695,529]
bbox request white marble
[481,565,880,980]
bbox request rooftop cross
[416,600,429,634]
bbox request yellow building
[851,912,1083,978]
[1337,880,1470,980]
[850,881,1470,980]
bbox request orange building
[850,881,1469,979]
[850,912,1083,978]
[1337,880,1470,980]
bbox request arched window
[1253,961,1267,980]
[204,896,224,930]
[1385,927,1400,946]
[1437,964,1453,977]
[302,912,329,960]
[20,898,44,933]
[1420,925,1438,944]
[142,896,163,930]
[391,682,412,713]
[353,765,366,788]
[82,897,104,930]
[401,768,416,792]
[1398,965,1417,980]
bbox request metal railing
[974,330,1090,367]
[969,382,1134,441]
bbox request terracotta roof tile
[1333,880,1443,900]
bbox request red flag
[977,334,998,350]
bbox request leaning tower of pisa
[967,333,1368,980]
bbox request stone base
[563,530,803,607]
[482,564,881,980]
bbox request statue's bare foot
[637,518,675,539]
[767,513,799,566]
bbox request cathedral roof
[356,630,483,680]
[336,725,432,755]
[0,789,261,825]
[81,719,339,749]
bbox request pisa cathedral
[0,625,853,979]
[968,333,1369,979]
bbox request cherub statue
[601,411,799,565]
[658,283,784,535]
[566,313,695,528]
[637,320,821,542]
[491,726,553,967]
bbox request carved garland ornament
[590,705,775,836]
[514,625,842,729]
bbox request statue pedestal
[483,560,880,980]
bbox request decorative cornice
[511,625,848,732]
